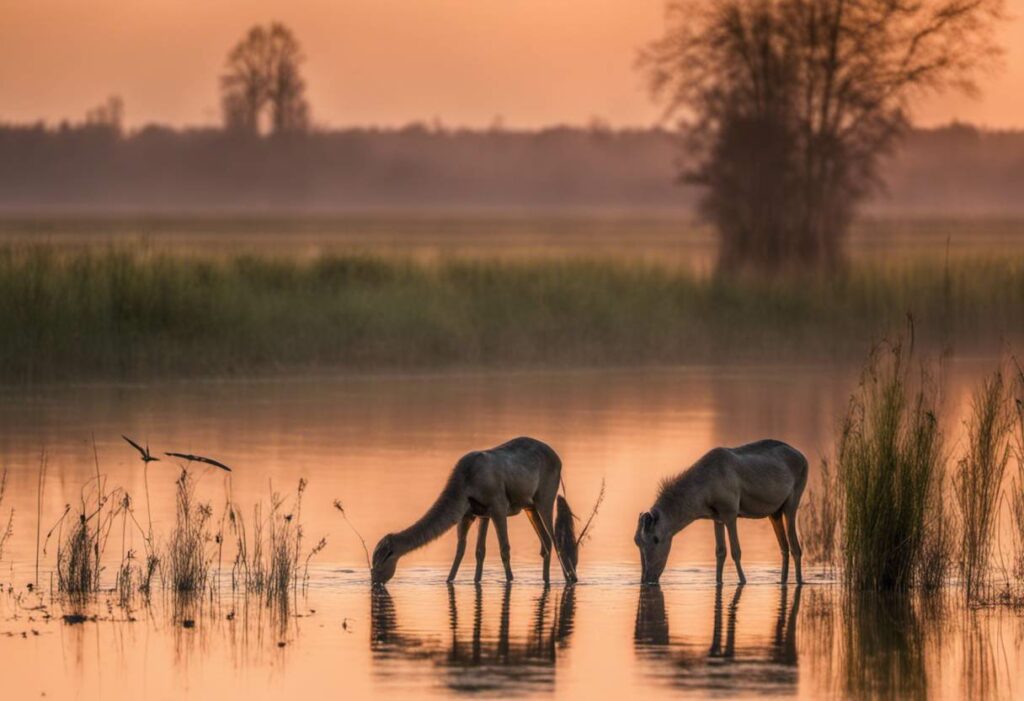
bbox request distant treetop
[221,23,310,136]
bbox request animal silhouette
[635,439,808,584]
[371,437,578,584]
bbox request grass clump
[165,469,214,596]
[838,338,947,591]
[54,477,124,601]
[57,514,99,597]
[954,370,1015,602]
[230,479,326,609]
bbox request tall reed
[1008,365,1024,580]
[954,370,1014,602]
[838,339,946,591]
[0,468,12,567]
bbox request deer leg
[526,509,553,584]
[783,507,803,585]
[714,521,727,585]
[725,517,746,585]
[770,514,790,584]
[447,515,475,583]
[492,513,514,582]
[474,518,489,583]
[537,501,577,584]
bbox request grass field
[2,241,1023,383]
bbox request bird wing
[165,452,232,472]
[122,435,147,458]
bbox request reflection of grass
[839,592,935,701]
[3,245,1024,382]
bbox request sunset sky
[2,0,1022,130]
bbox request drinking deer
[634,439,808,585]
[371,437,579,585]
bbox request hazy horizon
[3,0,1023,131]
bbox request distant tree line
[0,120,1021,212]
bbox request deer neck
[654,481,708,535]
[392,477,467,555]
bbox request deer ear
[641,511,655,533]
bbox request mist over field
[1,121,1021,214]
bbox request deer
[371,437,579,585]
[634,439,808,585]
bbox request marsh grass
[838,339,947,591]
[54,482,129,604]
[1008,365,1024,580]
[953,370,1015,602]
[3,245,1024,383]
[57,514,98,598]
[265,480,305,607]
[0,468,12,566]
[227,479,325,611]
[166,468,214,597]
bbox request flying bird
[165,452,232,472]
[122,435,159,463]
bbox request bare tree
[221,23,310,135]
[640,0,1004,272]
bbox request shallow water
[1,362,1022,699]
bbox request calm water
[1,362,1022,699]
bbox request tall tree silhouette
[221,23,310,135]
[641,0,1004,272]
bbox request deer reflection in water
[634,584,801,694]
[371,583,575,694]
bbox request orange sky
[2,0,1022,130]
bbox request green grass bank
[2,245,1023,384]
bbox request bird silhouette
[122,435,159,463]
[165,452,232,472]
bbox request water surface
[0,362,1021,699]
